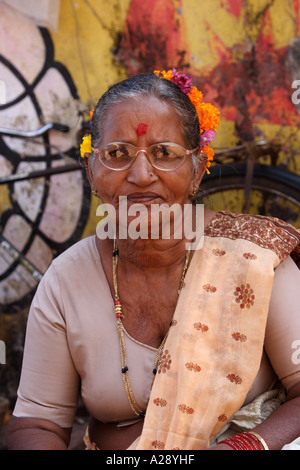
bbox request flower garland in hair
[80,108,94,158]
[154,69,220,173]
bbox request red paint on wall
[116,0,188,75]
[293,0,300,34]
[226,0,243,18]
[206,21,233,64]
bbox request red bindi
[136,122,148,136]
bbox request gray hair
[91,73,204,172]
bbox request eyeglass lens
[98,143,187,170]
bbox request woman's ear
[84,154,94,189]
[189,158,207,197]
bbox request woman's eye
[153,145,170,158]
[109,147,128,158]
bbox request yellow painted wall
[52,0,131,108]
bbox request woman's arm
[252,381,300,449]
[210,381,300,450]
[6,264,80,449]
[6,416,72,450]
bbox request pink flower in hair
[200,129,216,148]
[170,68,193,95]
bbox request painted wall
[53,0,300,159]
[0,0,299,401]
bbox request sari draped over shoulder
[132,211,300,450]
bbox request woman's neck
[115,237,189,270]
[95,208,215,273]
[113,207,215,270]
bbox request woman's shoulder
[205,211,300,264]
[33,236,108,309]
[206,211,299,234]
[52,235,98,267]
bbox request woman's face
[86,96,205,237]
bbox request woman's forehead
[107,97,174,121]
[101,98,183,142]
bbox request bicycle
[198,140,300,229]
[0,122,89,313]
[0,123,83,184]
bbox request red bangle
[220,436,250,450]
[220,438,244,450]
[235,433,255,450]
[219,432,268,450]
[246,431,269,450]
[242,432,263,450]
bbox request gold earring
[192,186,198,196]
[92,189,100,198]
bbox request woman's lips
[126,192,160,204]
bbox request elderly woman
[6,71,300,451]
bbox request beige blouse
[14,235,300,429]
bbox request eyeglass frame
[92,141,200,172]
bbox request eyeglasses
[93,142,199,171]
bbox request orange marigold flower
[201,145,214,174]
[154,69,173,80]
[197,102,220,132]
[188,86,203,107]
[90,107,94,123]
[201,146,214,161]
[154,69,221,173]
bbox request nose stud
[149,171,154,176]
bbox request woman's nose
[126,151,155,185]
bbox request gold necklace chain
[112,239,191,418]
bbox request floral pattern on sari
[134,213,300,451]
[205,211,300,263]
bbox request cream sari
[131,211,300,450]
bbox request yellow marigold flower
[80,134,92,158]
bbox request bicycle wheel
[199,163,300,228]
